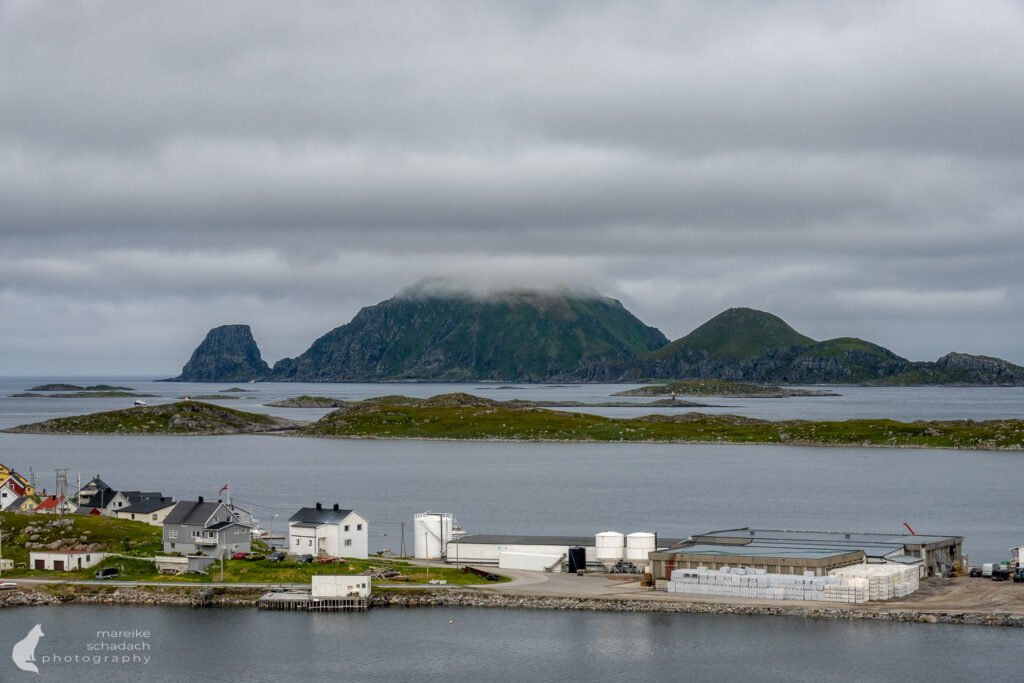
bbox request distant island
[7,394,1023,451]
[164,280,1024,386]
[613,379,839,398]
[3,401,304,435]
[28,384,134,391]
[266,395,715,409]
[12,391,158,399]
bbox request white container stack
[828,564,920,601]
[666,563,919,604]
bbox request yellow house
[0,463,35,496]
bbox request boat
[133,399,148,406]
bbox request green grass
[300,394,1024,450]
[0,512,162,568]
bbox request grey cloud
[1,0,1023,373]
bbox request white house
[114,497,177,526]
[288,503,369,559]
[30,550,106,571]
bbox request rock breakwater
[370,590,1024,628]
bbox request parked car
[969,567,983,577]
[244,553,265,561]
[296,554,314,564]
[268,552,287,562]
[231,552,248,560]
[0,581,18,590]
[317,556,336,564]
[485,574,500,581]
[94,567,119,580]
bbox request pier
[258,591,368,612]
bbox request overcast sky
[2,0,1023,375]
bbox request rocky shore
[5,586,1023,628]
[371,590,1024,627]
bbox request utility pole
[55,468,69,516]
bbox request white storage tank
[414,512,454,559]
[625,532,656,571]
[595,531,625,571]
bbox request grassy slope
[0,511,162,567]
[302,394,1024,450]
[648,308,815,361]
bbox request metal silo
[414,512,454,559]
[625,532,657,573]
[595,531,625,572]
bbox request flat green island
[2,401,305,435]
[6,393,1022,450]
[10,391,158,398]
[267,395,714,408]
[614,379,839,398]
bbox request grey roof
[288,507,355,524]
[451,534,688,548]
[87,488,118,508]
[290,522,320,529]
[663,543,862,561]
[207,520,244,531]
[73,505,103,516]
[885,554,925,565]
[79,477,112,491]
[116,491,164,502]
[164,501,224,526]
[695,528,962,549]
[120,497,176,514]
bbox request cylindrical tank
[595,531,625,570]
[414,512,454,559]
[625,532,657,568]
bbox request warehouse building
[446,534,687,572]
[649,528,964,581]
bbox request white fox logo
[12,623,44,673]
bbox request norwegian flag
[219,484,229,495]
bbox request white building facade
[288,503,369,559]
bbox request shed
[29,550,106,571]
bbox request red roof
[35,495,64,510]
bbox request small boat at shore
[133,399,148,406]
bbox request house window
[170,543,175,549]
[344,525,350,531]
[308,540,313,546]
[169,530,178,539]
[131,514,135,520]
[345,539,352,547]
[191,530,200,538]
[152,514,158,521]
[357,524,362,531]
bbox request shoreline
[4,585,1024,628]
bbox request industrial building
[445,533,686,572]
[649,528,964,581]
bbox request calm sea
[1,378,1022,680]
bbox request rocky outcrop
[170,325,270,382]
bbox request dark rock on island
[168,324,270,382]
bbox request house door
[34,559,44,570]
[54,560,64,571]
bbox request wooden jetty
[258,591,368,612]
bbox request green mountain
[648,308,816,362]
[169,292,1024,385]
[631,309,1024,385]
[268,283,668,381]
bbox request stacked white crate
[666,566,868,604]
[828,564,919,601]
